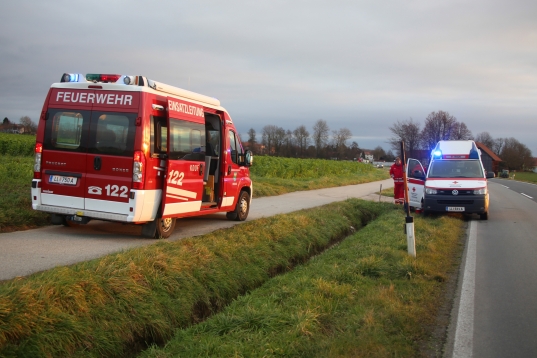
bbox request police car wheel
[156,217,176,238]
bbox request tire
[480,212,489,220]
[155,217,176,238]
[141,217,176,239]
[226,191,250,221]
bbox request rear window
[44,109,90,152]
[43,109,136,157]
[88,112,137,157]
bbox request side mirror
[486,171,495,179]
[243,150,253,167]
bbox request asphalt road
[0,178,393,281]
[446,179,537,357]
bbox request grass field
[0,199,465,357]
[497,171,537,184]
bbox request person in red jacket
[390,157,404,205]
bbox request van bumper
[423,193,489,214]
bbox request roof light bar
[86,74,122,83]
[61,73,83,83]
[124,76,136,85]
[433,150,442,158]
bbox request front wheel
[226,191,250,221]
[480,212,489,220]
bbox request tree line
[244,119,379,161]
[388,110,533,171]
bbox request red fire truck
[31,73,253,238]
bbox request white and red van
[406,140,491,220]
[32,73,253,238]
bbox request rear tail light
[34,143,43,179]
[132,150,146,189]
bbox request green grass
[252,156,390,197]
[0,155,49,232]
[140,209,463,358]
[0,200,464,357]
[497,171,537,184]
[0,133,35,156]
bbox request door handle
[94,156,101,170]
[227,165,231,175]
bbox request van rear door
[84,110,137,213]
[161,98,206,217]
[40,108,90,209]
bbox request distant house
[363,151,374,163]
[0,123,25,134]
[475,142,502,175]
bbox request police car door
[161,98,205,218]
[406,158,426,209]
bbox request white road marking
[499,184,509,188]
[453,220,477,358]
[521,193,533,199]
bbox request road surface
[446,179,537,357]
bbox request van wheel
[480,212,489,220]
[226,191,250,221]
[156,217,176,238]
[141,217,176,239]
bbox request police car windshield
[428,160,483,178]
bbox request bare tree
[388,118,421,157]
[451,122,473,140]
[312,119,330,158]
[247,128,257,148]
[350,141,360,160]
[332,128,352,159]
[371,146,387,161]
[474,131,495,150]
[19,116,37,134]
[262,125,279,155]
[293,125,309,156]
[420,111,458,151]
[500,137,533,171]
[493,137,505,155]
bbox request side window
[150,115,167,157]
[228,130,244,165]
[168,118,205,161]
[408,159,425,179]
[89,112,136,156]
[44,110,89,152]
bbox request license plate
[446,206,465,212]
[50,175,77,185]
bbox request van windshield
[428,160,484,178]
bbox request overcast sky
[1,0,536,154]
